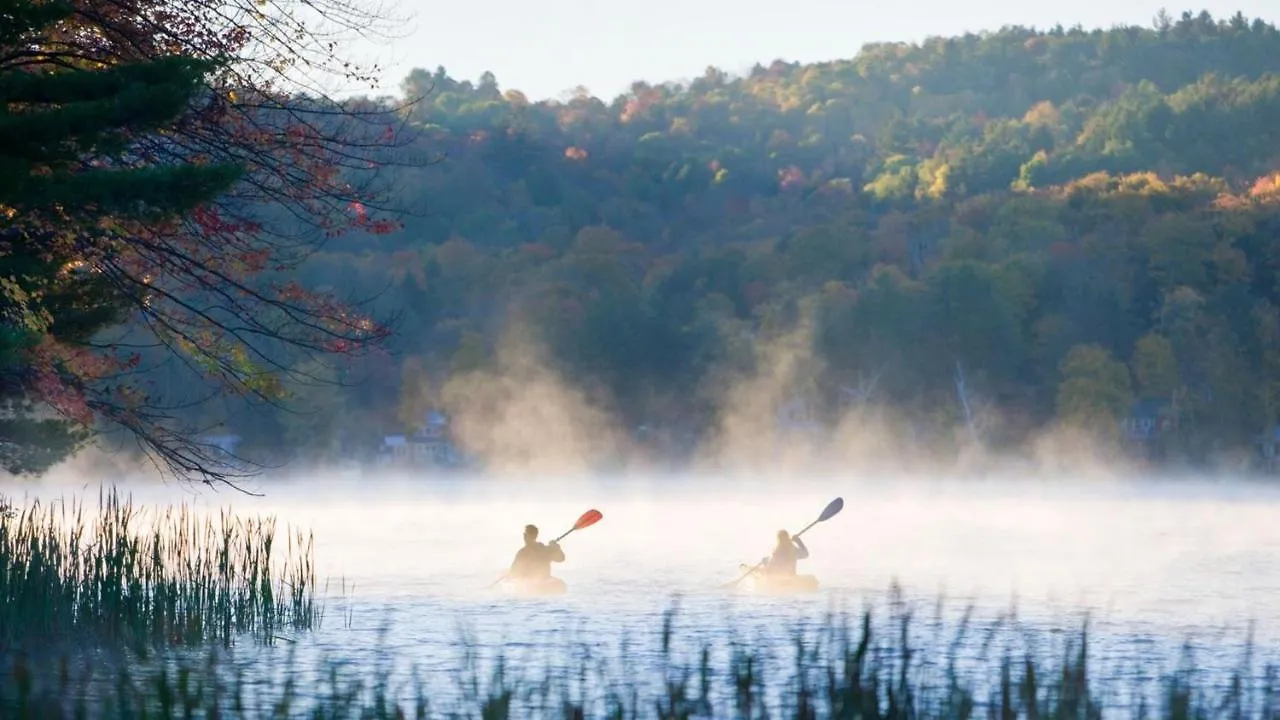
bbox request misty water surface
[17,470,1280,704]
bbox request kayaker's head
[776,530,790,544]
[523,524,538,546]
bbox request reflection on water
[13,470,1280,704]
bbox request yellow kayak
[740,569,820,595]
[498,576,568,597]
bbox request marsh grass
[1,601,1276,719]
[0,488,320,648]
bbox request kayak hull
[499,576,568,597]
[745,573,820,595]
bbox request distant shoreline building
[1121,398,1177,460]
[377,409,468,469]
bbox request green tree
[1056,344,1134,432]
[0,0,242,475]
[278,360,347,456]
[450,331,489,375]
[395,355,435,431]
[923,261,1026,390]
[1130,333,1181,399]
[820,265,926,400]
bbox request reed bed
[0,603,1275,719]
[0,488,321,648]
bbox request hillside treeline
[172,10,1280,465]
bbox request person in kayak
[509,524,565,579]
[761,530,809,576]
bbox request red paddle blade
[574,509,603,530]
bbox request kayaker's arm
[548,540,565,563]
[793,536,809,559]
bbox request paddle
[553,509,604,543]
[721,497,844,589]
[487,509,604,589]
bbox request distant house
[1121,400,1174,441]
[417,410,449,440]
[1121,399,1176,458]
[378,410,466,469]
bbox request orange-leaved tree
[0,0,421,486]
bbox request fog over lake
[11,468,1279,707]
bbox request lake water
[17,469,1280,714]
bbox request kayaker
[509,524,565,579]
[761,530,809,576]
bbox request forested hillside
[187,10,1280,467]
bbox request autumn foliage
[275,11,1280,468]
[0,0,413,483]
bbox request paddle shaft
[791,518,822,541]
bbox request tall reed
[0,604,1273,719]
[0,487,320,648]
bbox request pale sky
[343,0,1280,101]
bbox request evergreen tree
[0,0,241,474]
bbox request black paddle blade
[817,497,844,522]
